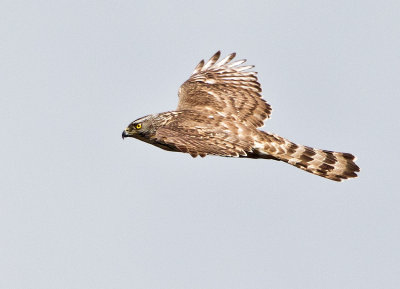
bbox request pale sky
[1,1,399,288]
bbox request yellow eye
[136,123,142,129]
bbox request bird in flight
[122,51,359,181]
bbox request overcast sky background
[1,1,399,288]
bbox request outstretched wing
[155,127,252,158]
[154,111,254,158]
[177,51,271,128]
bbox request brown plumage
[122,51,360,181]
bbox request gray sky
[1,1,399,288]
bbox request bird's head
[122,115,154,139]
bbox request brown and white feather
[155,111,254,158]
[177,51,272,128]
[252,132,359,181]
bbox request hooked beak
[122,130,128,139]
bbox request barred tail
[253,132,360,182]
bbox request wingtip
[192,59,205,74]
[202,51,222,71]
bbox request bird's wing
[155,115,254,158]
[177,51,271,128]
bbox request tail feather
[253,132,360,182]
